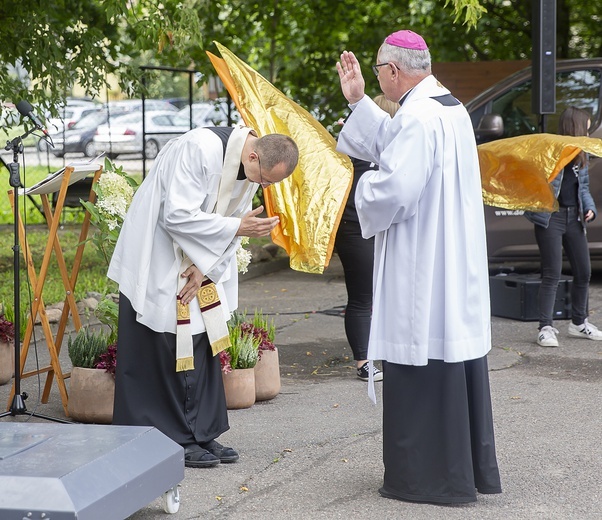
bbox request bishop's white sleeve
[336,96,392,164]
[354,113,435,238]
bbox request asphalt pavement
[1,255,601,519]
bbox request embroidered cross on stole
[174,125,253,372]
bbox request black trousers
[335,218,374,361]
[534,207,591,328]
[380,356,502,504]
[112,294,229,448]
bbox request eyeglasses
[372,62,401,77]
[255,151,273,188]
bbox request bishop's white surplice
[337,75,491,367]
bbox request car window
[546,69,601,133]
[169,115,192,126]
[112,113,142,125]
[80,108,98,119]
[490,82,538,137]
[71,111,107,130]
[151,115,172,126]
[487,67,602,138]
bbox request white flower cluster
[96,172,135,230]
[236,237,252,274]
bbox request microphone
[16,100,49,136]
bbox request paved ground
[1,256,601,519]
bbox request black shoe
[184,447,220,468]
[356,362,383,382]
[200,440,240,463]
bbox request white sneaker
[537,326,559,347]
[568,319,602,341]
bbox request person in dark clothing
[336,95,399,381]
[109,126,298,468]
[524,106,602,347]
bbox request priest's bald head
[241,132,299,188]
[375,30,432,103]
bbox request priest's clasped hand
[237,205,280,237]
[179,264,203,305]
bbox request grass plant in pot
[220,313,260,410]
[245,310,280,401]
[67,298,117,423]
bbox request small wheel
[163,486,180,514]
[84,140,96,157]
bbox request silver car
[93,110,192,159]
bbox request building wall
[432,60,531,104]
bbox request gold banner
[479,133,602,211]
[207,43,353,273]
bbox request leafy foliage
[95,297,119,346]
[1,1,600,148]
[67,326,110,368]
[220,310,275,372]
[0,0,203,123]
[95,342,117,376]
[0,314,15,344]
[2,302,26,341]
[0,0,490,131]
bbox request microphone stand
[0,128,70,423]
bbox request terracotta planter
[0,340,15,385]
[68,367,115,424]
[222,368,256,409]
[254,348,281,401]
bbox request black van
[465,59,602,263]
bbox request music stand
[1,130,101,422]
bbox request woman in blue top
[525,106,602,346]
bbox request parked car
[39,102,101,151]
[178,100,240,127]
[102,99,179,114]
[50,111,110,158]
[466,58,602,264]
[93,110,192,159]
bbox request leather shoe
[184,447,220,468]
[200,440,239,463]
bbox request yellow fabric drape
[479,133,602,212]
[207,42,353,274]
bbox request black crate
[489,273,572,321]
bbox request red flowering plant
[95,343,117,376]
[246,309,276,359]
[0,313,15,344]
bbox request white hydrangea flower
[236,237,252,274]
[95,172,134,230]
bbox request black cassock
[113,295,229,448]
[380,356,502,504]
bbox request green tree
[0,0,202,121]
[1,1,599,132]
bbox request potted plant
[220,313,260,409]
[67,298,118,423]
[0,310,15,385]
[246,310,281,401]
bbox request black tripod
[0,129,70,423]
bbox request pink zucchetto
[384,30,428,51]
